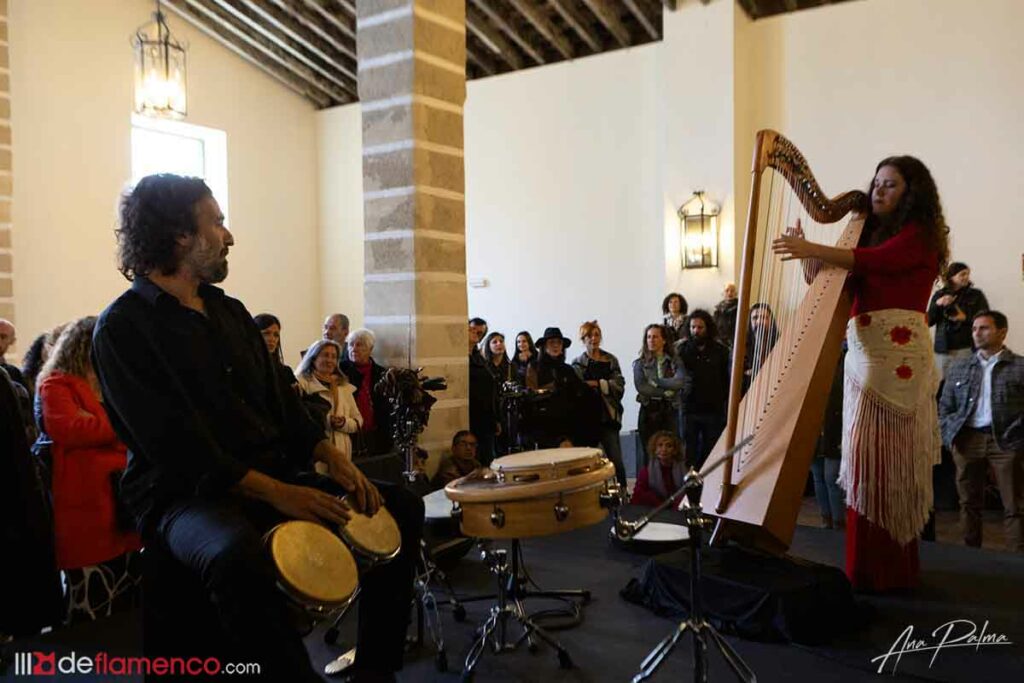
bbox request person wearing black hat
[524,327,596,449]
[928,262,989,381]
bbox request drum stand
[460,539,582,681]
[615,443,756,683]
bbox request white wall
[10,0,321,362]
[316,104,365,356]
[662,0,738,315]
[737,0,1024,341]
[463,45,664,431]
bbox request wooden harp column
[701,130,868,554]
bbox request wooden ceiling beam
[466,7,524,70]
[329,0,355,17]
[266,0,356,62]
[207,0,355,95]
[580,0,631,48]
[300,0,355,42]
[175,0,350,103]
[546,0,602,53]
[163,0,332,107]
[507,0,574,61]
[241,0,357,81]
[468,0,546,66]
[624,0,659,40]
[466,43,498,77]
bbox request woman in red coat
[37,316,141,622]
[773,156,949,592]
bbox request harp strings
[737,166,831,469]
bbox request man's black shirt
[92,277,324,533]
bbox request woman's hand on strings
[771,218,820,261]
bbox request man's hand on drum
[315,440,383,515]
[272,483,352,525]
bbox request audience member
[661,293,689,347]
[0,318,32,439]
[675,309,729,469]
[511,330,537,384]
[434,430,483,487]
[742,302,779,394]
[713,282,739,349]
[939,311,1023,552]
[340,327,392,456]
[633,323,688,465]
[631,431,687,507]
[469,326,499,465]
[322,313,351,362]
[296,339,362,462]
[812,349,847,529]
[483,331,514,385]
[928,262,990,380]
[36,316,142,623]
[527,326,594,449]
[572,320,627,488]
[254,313,298,393]
[469,317,488,357]
[0,318,24,385]
[20,333,48,397]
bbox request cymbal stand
[614,436,757,683]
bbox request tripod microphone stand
[614,436,756,683]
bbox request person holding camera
[928,262,989,381]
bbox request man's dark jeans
[150,473,423,680]
[683,412,726,470]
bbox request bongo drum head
[340,506,402,561]
[267,521,358,607]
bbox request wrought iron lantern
[678,190,719,269]
[132,0,188,119]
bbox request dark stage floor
[5,518,1023,682]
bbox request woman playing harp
[773,157,947,591]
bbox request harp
[700,130,869,554]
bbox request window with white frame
[130,114,229,220]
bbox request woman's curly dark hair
[661,292,688,316]
[866,156,950,274]
[116,174,212,281]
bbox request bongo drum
[445,447,617,539]
[265,520,359,616]
[338,503,402,565]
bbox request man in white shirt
[939,310,1024,552]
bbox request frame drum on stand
[445,447,617,539]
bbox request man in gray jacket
[939,310,1024,552]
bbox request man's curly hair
[116,174,212,281]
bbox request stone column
[0,0,13,331]
[357,1,468,462]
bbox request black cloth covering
[620,543,864,645]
